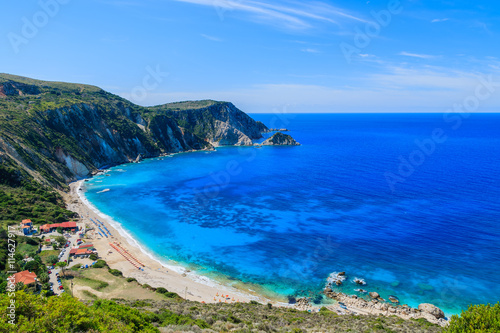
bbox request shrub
[445,302,500,333]
[126,277,137,283]
[47,254,58,264]
[108,269,122,277]
[163,292,179,299]
[89,253,98,260]
[93,260,107,268]
[156,287,168,294]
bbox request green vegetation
[108,269,123,277]
[0,291,444,333]
[76,276,110,291]
[0,292,159,332]
[148,99,220,111]
[0,181,75,226]
[445,303,500,333]
[93,259,107,268]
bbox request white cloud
[398,51,436,59]
[431,18,449,23]
[301,48,320,53]
[174,0,366,30]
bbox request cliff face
[0,75,276,187]
[150,101,269,146]
[262,132,300,146]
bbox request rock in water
[135,154,142,163]
[369,292,380,299]
[418,303,445,319]
[262,132,300,146]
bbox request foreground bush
[445,302,500,333]
[0,291,159,332]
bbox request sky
[1,0,500,113]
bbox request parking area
[44,230,85,295]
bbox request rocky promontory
[0,74,270,186]
[262,132,300,146]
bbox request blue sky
[1,0,499,112]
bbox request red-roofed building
[74,248,93,258]
[20,219,34,235]
[21,219,32,226]
[9,270,37,286]
[39,221,78,234]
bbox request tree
[89,253,98,260]
[38,273,49,284]
[56,262,67,276]
[55,235,66,245]
[0,292,160,332]
[24,260,40,272]
[47,255,58,265]
[56,227,63,234]
[445,302,500,333]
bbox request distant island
[262,132,301,146]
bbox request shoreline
[63,178,449,326]
[65,179,275,305]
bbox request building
[20,219,33,235]
[39,221,78,234]
[69,244,95,258]
[9,270,37,286]
[73,248,93,258]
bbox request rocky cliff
[262,132,300,146]
[149,101,269,146]
[0,74,275,187]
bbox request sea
[83,113,500,316]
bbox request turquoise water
[84,113,500,315]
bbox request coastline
[62,178,449,326]
[64,179,274,305]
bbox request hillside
[0,74,268,189]
[147,100,269,146]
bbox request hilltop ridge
[0,74,271,187]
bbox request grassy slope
[147,99,222,112]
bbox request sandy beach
[62,179,448,327]
[64,179,274,305]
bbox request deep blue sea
[84,113,500,315]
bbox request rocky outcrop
[418,303,445,319]
[324,290,448,327]
[262,132,300,146]
[0,80,41,97]
[158,101,269,146]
